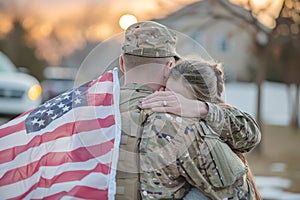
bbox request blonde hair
[169,58,225,104]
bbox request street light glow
[119,14,138,30]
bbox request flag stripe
[0,140,114,187]
[0,105,115,148]
[0,153,113,198]
[0,116,115,164]
[32,186,108,200]
[0,113,29,130]
[34,163,111,188]
[38,153,114,180]
[0,128,115,178]
[55,196,86,200]
[29,173,110,199]
[88,72,113,93]
[0,69,121,200]
[88,81,114,94]
[3,162,110,198]
[0,120,26,139]
[87,93,113,106]
[8,173,109,200]
[96,71,113,82]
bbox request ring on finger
[163,100,167,107]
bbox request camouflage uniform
[115,21,179,200]
[116,20,261,200]
[140,104,260,200]
[116,83,153,200]
[204,103,261,153]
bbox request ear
[119,55,125,73]
[163,60,174,77]
[166,60,175,69]
[163,61,172,78]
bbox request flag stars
[64,95,70,100]
[37,119,45,127]
[31,118,39,125]
[57,102,65,108]
[74,98,82,104]
[36,109,45,115]
[46,110,54,115]
[74,90,81,95]
[62,91,70,96]
[45,102,51,107]
[62,106,70,112]
[24,79,94,133]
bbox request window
[216,34,233,53]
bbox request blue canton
[25,82,90,133]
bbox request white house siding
[156,0,260,81]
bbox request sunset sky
[0,0,284,64]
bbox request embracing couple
[116,21,261,200]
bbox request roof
[155,0,271,34]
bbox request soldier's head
[119,21,178,90]
[166,58,225,104]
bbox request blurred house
[61,0,271,83]
[155,0,270,82]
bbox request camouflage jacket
[140,107,260,199]
[116,83,261,200]
[204,102,261,153]
[116,83,153,200]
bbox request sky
[0,0,284,64]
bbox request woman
[140,58,261,199]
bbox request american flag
[0,68,121,200]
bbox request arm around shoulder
[220,106,261,153]
[202,102,261,153]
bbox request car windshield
[0,52,17,73]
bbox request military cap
[122,21,179,58]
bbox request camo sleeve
[203,102,225,132]
[204,102,261,153]
[139,113,191,199]
[139,113,221,199]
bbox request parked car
[0,51,42,115]
[41,66,76,102]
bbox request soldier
[117,21,261,200]
[140,58,261,199]
[116,21,177,200]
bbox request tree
[261,0,300,128]
[0,20,46,81]
[221,0,300,129]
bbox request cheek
[166,82,183,95]
[165,80,173,92]
[165,84,179,93]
